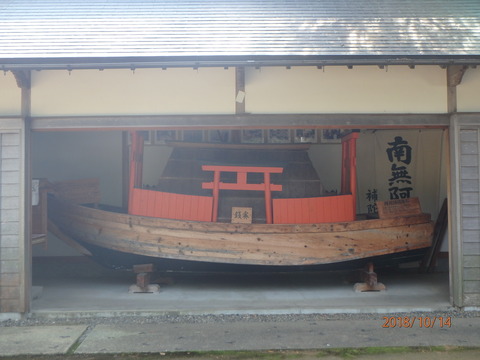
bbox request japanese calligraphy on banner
[356,129,447,220]
[386,136,413,200]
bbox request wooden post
[231,66,246,143]
[447,65,467,113]
[211,169,221,222]
[128,131,144,215]
[349,135,357,219]
[264,172,273,224]
[341,140,348,193]
[10,70,33,313]
[122,131,130,212]
[353,263,386,292]
[129,264,160,293]
[341,132,359,219]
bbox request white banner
[356,129,446,220]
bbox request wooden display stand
[129,264,160,293]
[353,263,386,292]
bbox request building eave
[2,55,480,71]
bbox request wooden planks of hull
[49,197,434,267]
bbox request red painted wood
[273,194,355,224]
[128,131,145,214]
[201,165,283,223]
[202,165,283,174]
[203,182,283,192]
[340,132,359,219]
[129,188,213,222]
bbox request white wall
[26,65,455,117]
[458,68,480,112]
[308,144,342,192]
[245,66,446,114]
[32,131,122,257]
[32,131,123,206]
[31,68,235,116]
[0,66,478,118]
[0,72,21,116]
[143,144,173,186]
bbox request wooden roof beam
[11,70,31,89]
[447,65,468,113]
[447,65,468,87]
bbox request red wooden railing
[273,194,355,224]
[128,131,213,221]
[129,188,213,222]
[273,132,358,224]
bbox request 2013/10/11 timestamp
[382,316,452,328]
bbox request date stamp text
[382,316,452,328]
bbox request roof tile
[1,0,479,62]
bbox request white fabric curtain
[356,129,446,220]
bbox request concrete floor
[31,257,451,317]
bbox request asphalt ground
[0,347,480,360]
[1,312,479,358]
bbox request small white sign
[32,179,39,206]
[236,90,246,103]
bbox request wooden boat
[47,131,434,272]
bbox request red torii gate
[201,165,283,224]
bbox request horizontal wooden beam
[3,56,480,72]
[0,117,24,130]
[450,113,480,126]
[31,113,450,131]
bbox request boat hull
[48,197,434,269]
[78,241,431,272]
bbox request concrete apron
[30,258,451,317]
[2,259,479,357]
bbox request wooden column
[127,131,145,215]
[211,169,221,222]
[122,131,130,211]
[341,132,359,219]
[264,172,273,224]
[447,65,467,113]
[231,67,245,143]
[12,70,32,314]
[235,66,245,114]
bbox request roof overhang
[2,55,480,71]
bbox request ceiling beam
[30,113,450,131]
